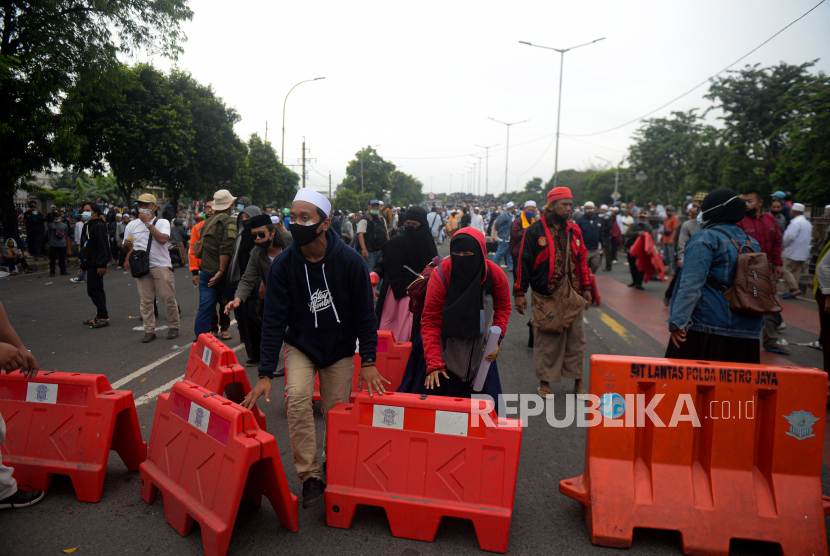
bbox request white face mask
[697,196,738,227]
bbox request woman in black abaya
[374,206,438,342]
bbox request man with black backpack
[78,202,111,329]
[122,194,180,343]
[47,212,69,277]
[356,199,389,271]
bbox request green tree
[332,189,375,214]
[771,73,830,204]
[705,61,819,192]
[339,146,395,198]
[524,177,544,195]
[545,169,596,204]
[66,63,194,207]
[236,133,298,208]
[389,170,424,206]
[166,69,246,204]
[1,0,192,242]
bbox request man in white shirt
[781,202,813,298]
[426,206,444,244]
[471,207,485,233]
[122,193,180,342]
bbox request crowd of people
[2,183,828,514]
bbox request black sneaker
[0,487,45,509]
[302,477,326,509]
[627,282,636,288]
[245,359,260,367]
[635,285,645,291]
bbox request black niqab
[380,206,438,299]
[701,188,745,228]
[441,233,485,339]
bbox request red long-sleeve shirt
[736,213,783,266]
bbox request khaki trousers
[284,343,354,482]
[783,259,806,292]
[586,249,601,273]
[533,311,586,383]
[136,266,180,333]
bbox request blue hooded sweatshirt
[258,228,378,378]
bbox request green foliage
[0,0,193,242]
[235,133,299,208]
[339,147,396,198]
[388,171,423,207]
[545,169,596,205]
[772,73,830,202]
[55,174,122,204]
[66,63,194,206]
[583,169,627,207]
[332,189,376,214]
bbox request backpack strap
[710,225,754,253]
[435,263,449,291]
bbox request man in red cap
[514,187,592,399]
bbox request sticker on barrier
[140,381,298,556]
[560,355,829,556]
[284,330,412,404]
[186,333,267,431]
[0,372,146,503]
[325,392,522,553]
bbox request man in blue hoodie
[242,188,387,509]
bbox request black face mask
[291,221,324,247]
[770,210,780,215]
[746,207,758,217]
[242,219,252,231]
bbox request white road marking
[132,325,168,332]
[135,375,183,406]
[133,344,245,407]
[111,347,188,389]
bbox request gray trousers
[0,412,16,500]
[762,313,780,349]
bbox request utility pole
[488,118,529,196]
[475,144,499,196]
[329,172,332,200]
[298,137,316,189]
[265,121,268,144]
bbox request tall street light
[475,143,499,196]
[488,117,529,196]
[519,37,605,188]
[360,144,382,193]
[597,155,626,205]
[282,77,325,164]
[470,155,484,197]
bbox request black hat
[249,214,272,229]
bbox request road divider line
[111,348,188,389]
[112,336,244,390]
[135,375,184,406]
[597,309,631,344]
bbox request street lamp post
[360,144,382,193]
[475,143,499,196]
[596,155,625,205]
[519,37,605,188]
[282,77,325,164]
[488,117,529,196]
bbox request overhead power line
[566,0,826,137]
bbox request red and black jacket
[514,219,591,297]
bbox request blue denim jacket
[667,224,763,339]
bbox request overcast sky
[144,0,830,199]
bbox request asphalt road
[1,247,827,556]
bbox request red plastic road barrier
[560,355,829,556]
[0,372,146,502]
[326,392,522,553]
[140,381,298,556]
[284,330,412,403]
[186,333,266,431]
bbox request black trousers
[628,253,644,286]
[28,233,44,257]
[50,247,66,274]
[665,329,760,365]
[816,290,830,373]
[235,295,262,362]
[85,269,108,319]
[2,256,28,272]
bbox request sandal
[23,269,33,274]
[221,331,232,340]
[764,345,790,354]
[782,291,802,299]
[574,388,590,401]
[82,319,97,325]
[537,387,554,399]
[805,340,823,350]
[89,319,110,329]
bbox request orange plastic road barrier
[560,355,829,556]
[326,392,522,553]
[0,371,146,502]
[140,381,298,556]
[186,333,266,431]
[285,330,412,403]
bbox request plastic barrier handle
[559,477,589,507]
[824,495,830,517]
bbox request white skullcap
[293,188,331,216]
[792,202,805,212]
[686,203,693,212]
[524,200,537,208]
[505,202,515,209]
[600,204,609,210]
[584,201,596,208]
[270,215,281,224]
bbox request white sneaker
[777,322,787,331]
[612,260,618,264]
[70,277,83,283]
[500,264,508,269]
